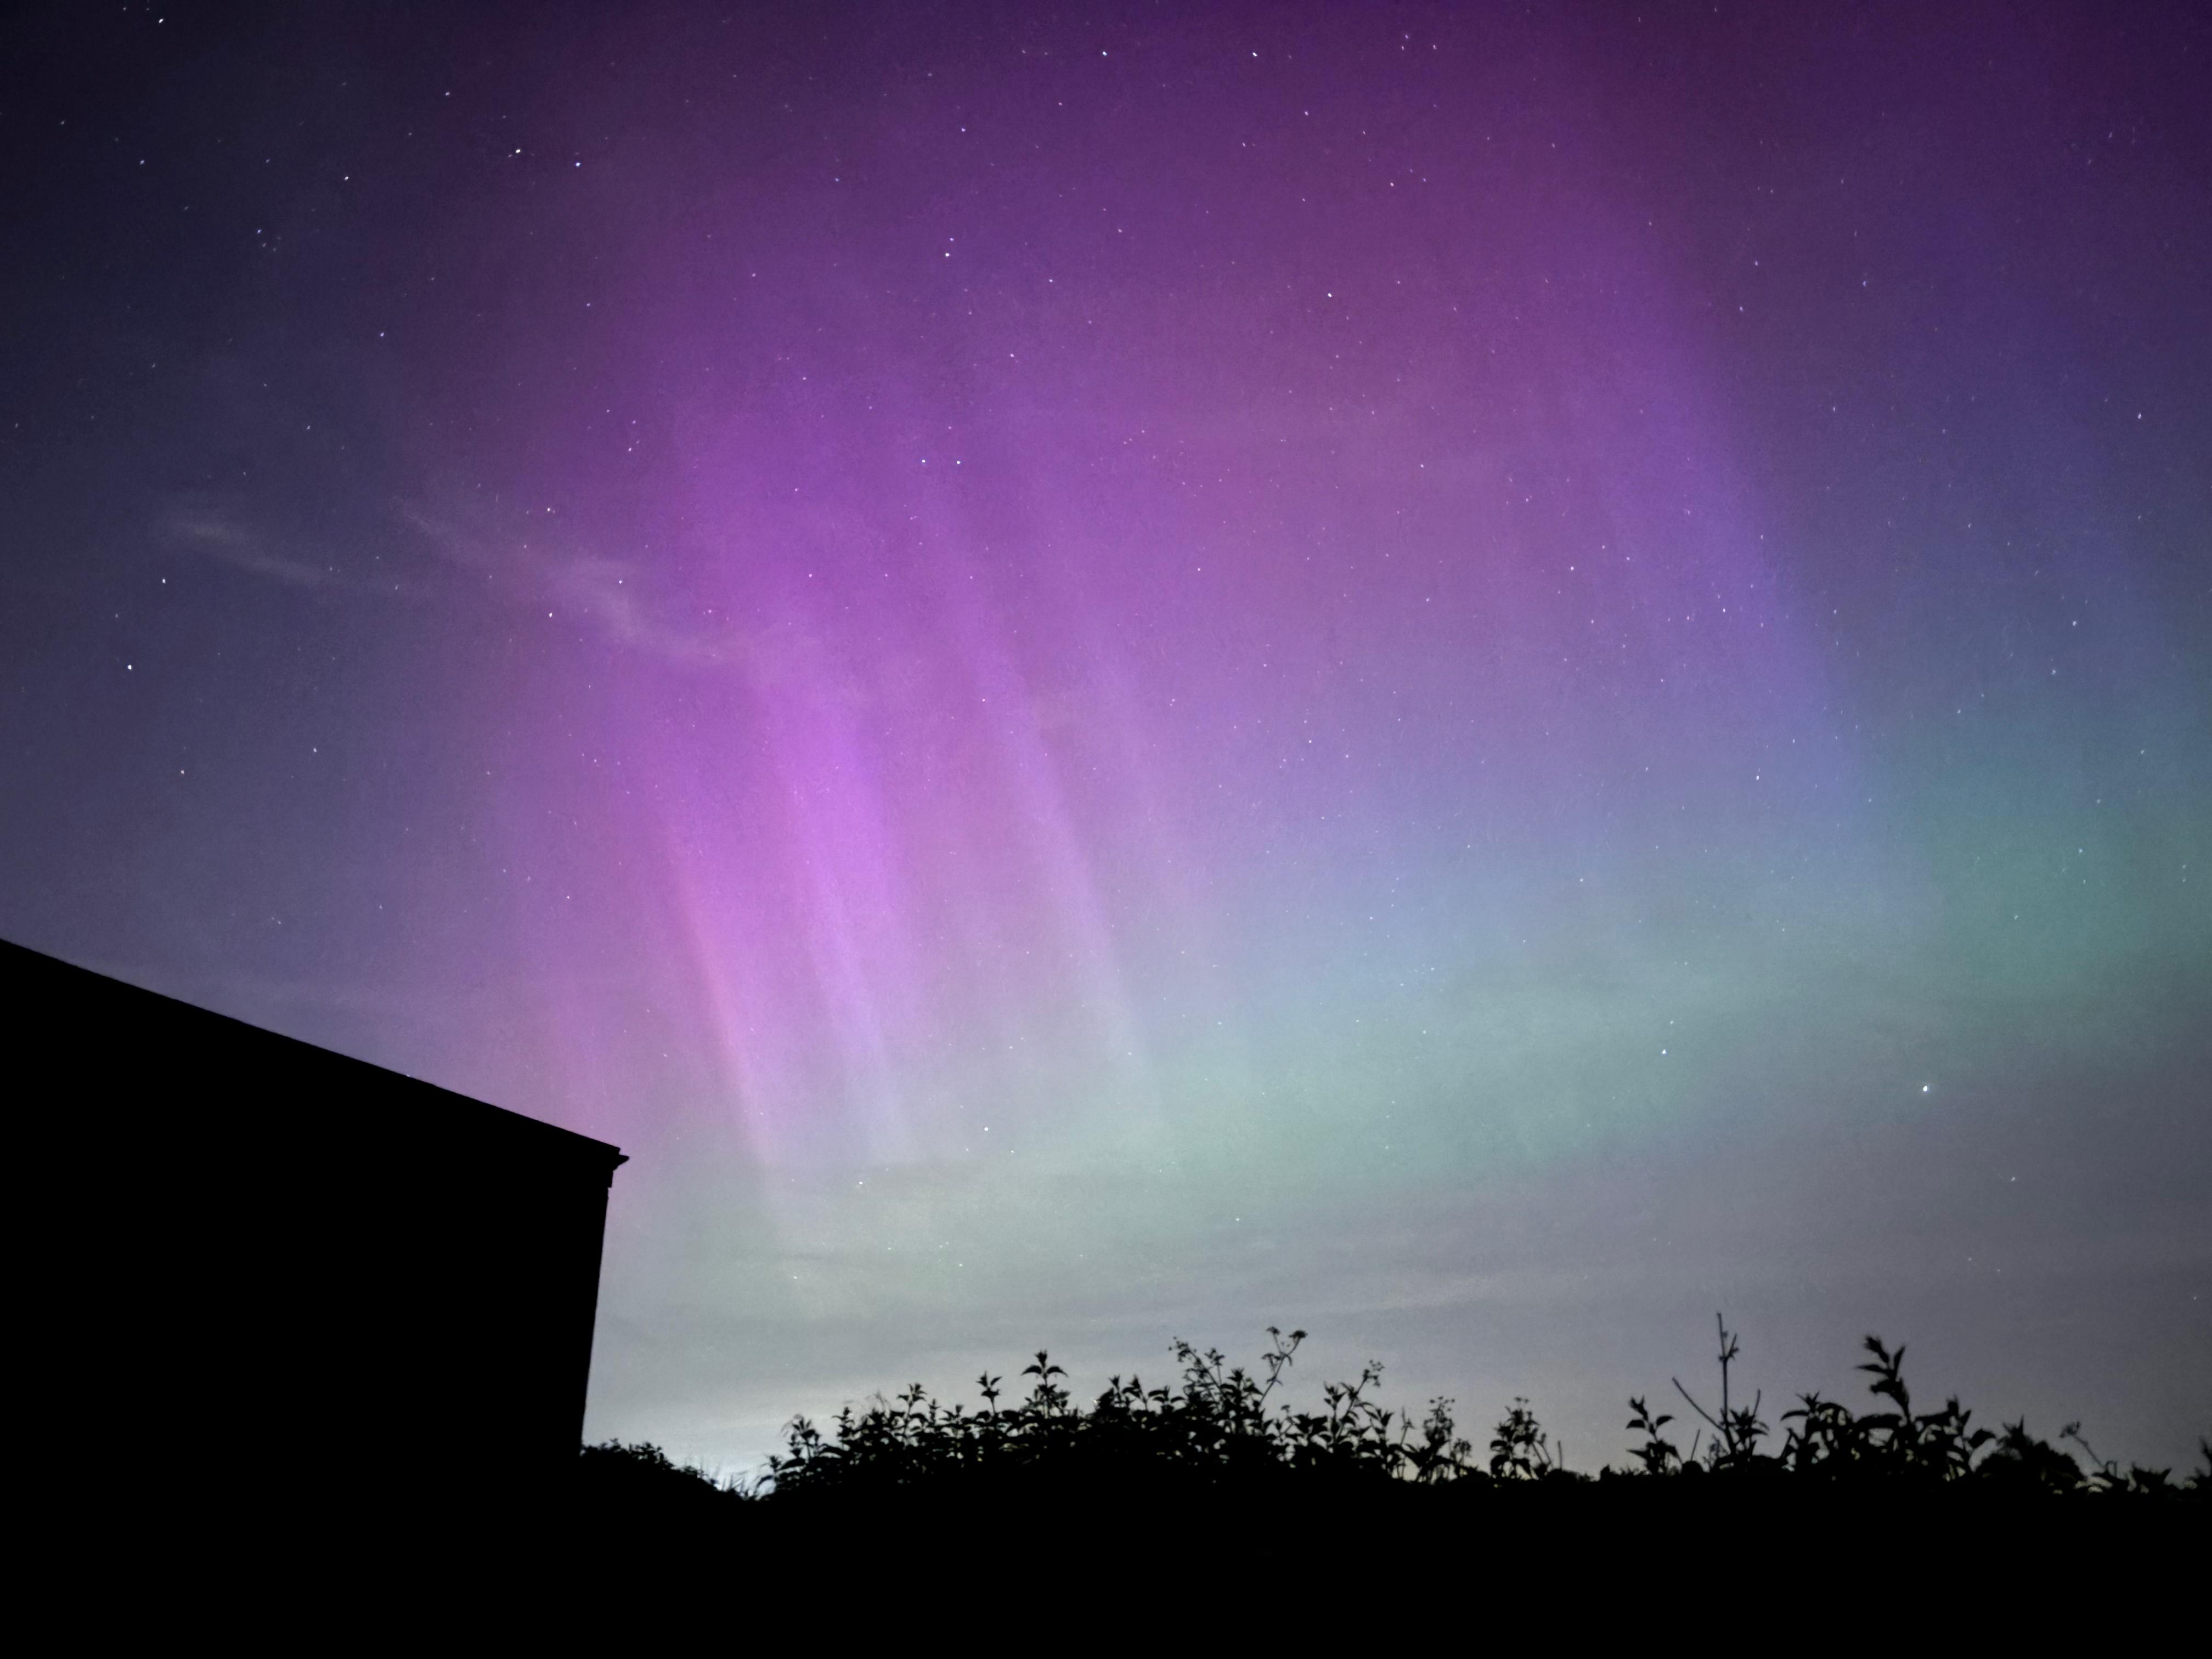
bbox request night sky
[5,3,2207,1475]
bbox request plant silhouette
[579,1314,2210,1525]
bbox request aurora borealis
[4,3,2206,1474]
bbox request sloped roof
[2,935,626,1180]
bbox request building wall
[6,938,624,1505]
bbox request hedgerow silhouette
[581,1314,2209,1509]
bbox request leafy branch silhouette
[580,1314,2209,1514]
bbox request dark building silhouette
[6,937,625,1511]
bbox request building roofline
[2,936,628,1173]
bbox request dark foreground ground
[46,1460,2197,1634]
[554,1448,2206,1571]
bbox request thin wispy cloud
[163,501,427,599]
